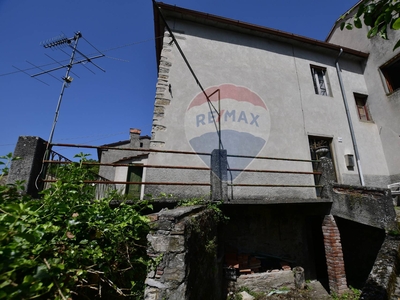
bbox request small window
[311,66,330,96]
[381,57,400,93]
[354,94,371,122]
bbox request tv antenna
[32,31,105,152]
[32,32,106,191]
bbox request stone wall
[330,184,397,231]
[7,136,47,198]
[150,30,173,147]
[235,270,294,293]
[360,235,400,300]
[145,205,221,300]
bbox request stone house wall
[145,205,222,300]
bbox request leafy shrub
[0,153,152,299]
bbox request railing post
[211,149,228,202]
[317,157,336,199]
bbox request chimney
[130,128,141,146]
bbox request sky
[0,0,359,162]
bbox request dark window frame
[380,54,400,94]
[310,65,331,96]
[354,93,372,122]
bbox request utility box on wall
[345,154,354,169]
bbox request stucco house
[144,1,397,201]
[97,128,150,198]
[327,2,400,186]
[140,3,400,296]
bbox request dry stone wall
[145,205,221,300]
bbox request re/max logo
[196,110,260,127]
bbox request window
[381,56,400,93]
[354,93,371,122]
[311,66,330,96]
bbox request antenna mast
[31,31,105,152]
[46,31,80,146]
[33,32,105,191]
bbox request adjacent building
[98,128,150,199]
[327,2,400,185]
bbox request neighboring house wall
[114,156,148,199]
[327,5,400,183]
[98,128,150,199]
[146,4,390,200]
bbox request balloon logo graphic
[185,84,271,180]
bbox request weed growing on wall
[0,153,152,299]
[177,195,229,223]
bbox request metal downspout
[335,48,365,186]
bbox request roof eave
[325,0,364,42]
[153,1,369,67]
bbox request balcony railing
[43,150,116,199]
[41,143,329,201]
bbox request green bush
[0,153,152,299]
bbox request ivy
[0,153,152,299]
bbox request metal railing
[43,150,116,199]
[42,143,324,201]
[226,152,321,188]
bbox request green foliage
[232,286,266,300]
[0,153,20,177]
[177,196,229,223]
[331,286,361,300]
[0,153,152,299]
[341,0,400,50]
[83,158,100,175]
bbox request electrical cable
[0,36,164,78]
[26,60,62,83]
[53,131,127,142]
[12,65,49,86]
[153,0,224,151]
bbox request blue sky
[0,0,358,161]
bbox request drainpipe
[335,48,365,186]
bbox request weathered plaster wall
[98,129,150,182]
[328,10,400,183]
[148,15,390,200]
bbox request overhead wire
[152,1,237,194]
[26,60,62,83]
[0,36,164,78]
[12,65,49,86]
[152,0,224,151]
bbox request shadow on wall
[336,217,386,289]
